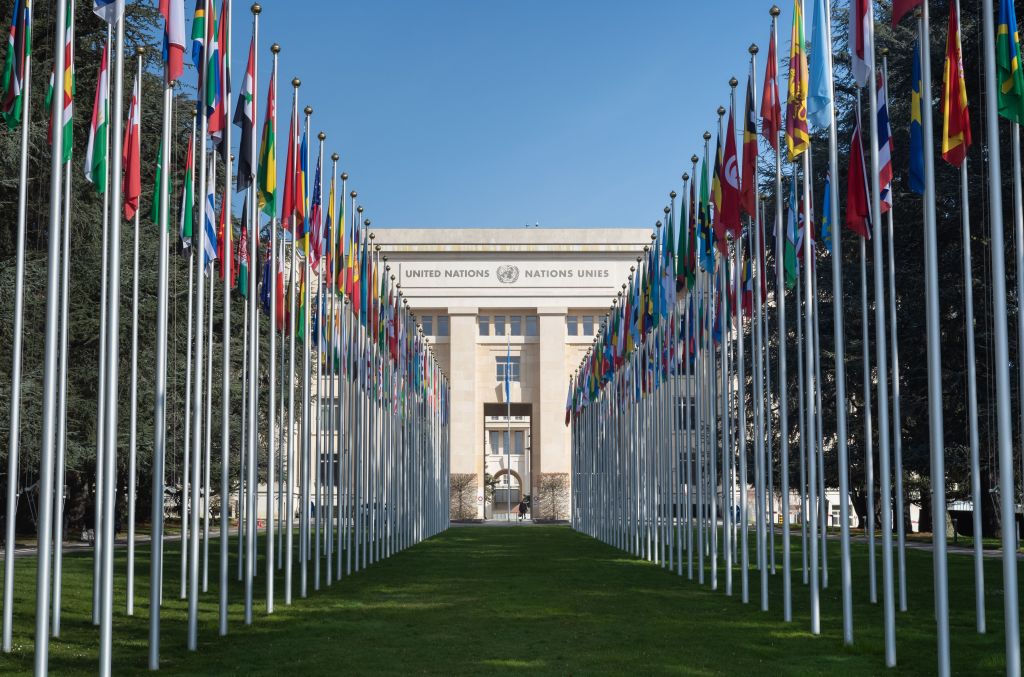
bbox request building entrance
[484,403,532,519]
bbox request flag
[257,60,276,216]
[238,209,249,298]
[784,172,799,288]
[260,246,271,314]
[93,0,124,24]
[941,0,971,167]
[179,127,194,247]
[761,24,780,149]
[1,0,30,130]
[217,185,234,284]
[202,160,218,271]
[821,172,833,254]
[807,0,832,130]
[296,266,306,340]
[299,130,309,240]
[206,0,227,157]
[877,70,894,212]
[122,73,141,220]
[997,0,1024,124]
[85,40,109,191]
[325,170,336,287]
[309,149,323,271]
[846,110,871,239]
[910,37,925,195]
[190,0,205,67]
[698,150,713,271]
[234,35,255,190]
[740,72,758,217]
[718,104,741,242]
[892,0,923,27]
[849,0,870,87]
[46,1,73,162]
[282,107,298,226]
[160,0,186,83]
[149,140,163,224]
[275,247,285,331]
[785,0,809,160]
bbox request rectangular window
[437,315,450,337]
[489,430,500,454]
[478,315,490,336]
[566,315,578,336]
[503,431,510,456]
[493,315,506,336]
[514,430,524,455]
[582,315,595,336]
[496,355,521,382]
[510,315,522,336]
[525,315,538,336]
[421,315,433,336]
[675,397,697,431]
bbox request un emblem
[496,265,520,284]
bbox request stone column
[537,307,568,488]
[448,308,481,516]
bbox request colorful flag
[1,0,30,130]
[93,0,124,24]
[190,0,205,67]
[785,0,809,160]
[941,0,971,167]
[698,149,713,271]
[179,126,194,247]
[282,106,298,227]
[807,0,832,129]
[910,37,925,195]
[846,110,871,239]
[717,104,741,243]
[206,0,227,158]
[760,24,780,149]
[309,148,323,271]
[85,40,109,191]
[299,129,309,239]
[159,0,186,83]
[202,160,218,272]
[740,71,758,217]
[892,0,923,27]
[275,245,285,331]
[46,1,73,162]
[820,172,833,254]
[237,209,249,298]
[784,172,799,288]
[122,73,141,220]
[877,70,894,212]
[234,35,255,190]
[849,0,870,87]
[257,59,276,216]
[997,0,1024,124]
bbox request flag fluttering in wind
[159,0,186,83]
[877,71,894,212]
[46,1,73,162]
[910,37,925,195]
[996,0,1024,124]
[785,0,809,160]
[846,110,871,239]
[941,0,971,167]
[122,73,141,220]
[760,22,780,149]
[784,173,799,288]
[740,72,758,217]
[806,0,832,130]
[717,104,741,243]
[190,0,206,67]
[180,128,194,247]
[238,209,249,298]
[282,108,299,227]
[203,159,218,271]
[892,0,923,27]
[85,40,109,191]
[849,0,870,88]
[235,35,255,190]
[258,58,276,216]
[309,149,323,271]
[1,0,31,130]
[93,0,124,24]
[150,140,163,224]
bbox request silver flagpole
[150,42,177,668]
[865,4,895,665]
[337,172,349,581]
[238,307,247,582]
[768,2,790,623]
[794,249,807,586]
[1,0,32,651]
[34,0,69,668]
[266,42,280,609]
[979,0,1021,669]
[880,48,907,615]
[219,0,235,637]
[914,7,949,672]
[52,2,76,636]
[182,111,197,602]
[327,156,340,583]
[821,0,852,643]
[314,133,325,590]
[98,11,125,674]
[301,105,313,597]
[285,78,300,605]
[203,205,215,594]
[189,0,212,648]
[715,105,726,596]
[127,48,144,617]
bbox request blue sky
[223,1,792,229]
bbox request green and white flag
[179,124,195,247]
[84,40,109,192]
[150,139,163,225]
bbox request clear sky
[229,0,792,229]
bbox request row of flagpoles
[569,0,1021,674]
[0,0,451,673]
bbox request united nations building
[375,228,650,519]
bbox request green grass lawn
[0,524,1018,675]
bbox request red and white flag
[159,0,186,83]
[122,73,141,220]
[849,0,871,88]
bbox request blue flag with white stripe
[202,165,218,272]
[93,0,125,24]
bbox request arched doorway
[491,469,522,519]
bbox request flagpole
[285,78,300,606]
[314,131,326,589]
[979,0,1021,668]
[149,34,177,668]
[182,110,197,604]
[219,0,235,638]
[1,0,31,651]
[203,215,214,594]
[266,40,280,611]
[98,10,125,674]
[301,105,314,597]
[865,3,896,665]
[768,3,791,623]
[127,47,144,618]
[328,154,340,583]
[188,0,213,649]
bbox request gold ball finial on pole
[271,43,280,54]
[251,3,262,15]
[341,172,348,180]
[729,77,738,88]
[670,190,677,199]
[770,5,781,17]
[331,152,339,162]
[318,131,326,141]
[749,43,758,55]
[304,105,313,116]
[292,77,301,88]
